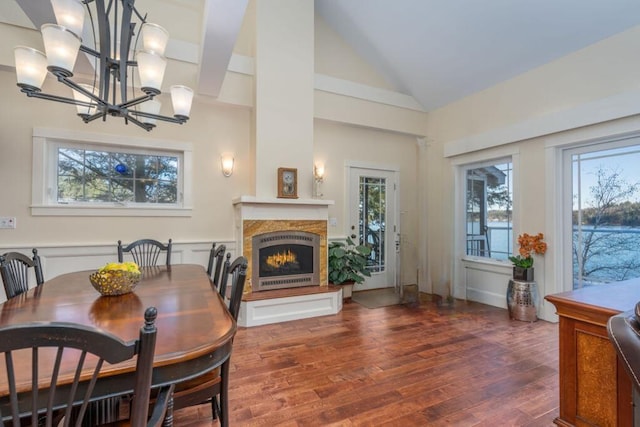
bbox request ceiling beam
[197,0,248,98]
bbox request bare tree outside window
[57,148,178,204]
[573,163,640,288]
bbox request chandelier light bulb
[14,46,48,90]
[72,83,98,116]
[170,85,194,118]
[51,0,85,38]
[41,24,81,75]
[136,50,167,93]
[141,23,169,56]
[139,100,162,126]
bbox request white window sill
[461,256,512,269]
[31,205,192,217]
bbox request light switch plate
[0,217,16,229]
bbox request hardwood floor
[173,296,559,426]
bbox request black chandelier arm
[80,110,107,123]
[123,112,154,132]
[131,2,147,23]
[78,108,152,132]
[130,110,188,124]
[22,89,94,108]
[53,73,109,108]
[118,93,153,109]
[78,45,139,69]
[78,44,100,58]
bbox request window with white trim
[56,143,179,204]
[464,159,513,261]
[564,136,640,288]
[32,128,193,217]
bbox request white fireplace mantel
[232,195,334,207]
[231,196,335,209]
[233,196,334,222]
[233,195,338,327]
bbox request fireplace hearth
[252,230,320,291]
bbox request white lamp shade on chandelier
[170,85,194,118]
[139,100,162,126]
[136,50,167,93]
[14,47,48,90]
[141,23,169,55]
[72,84,98,116]
[41,24,81,74]
[51,0,85,37]
[13,0,193,131]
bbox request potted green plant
[328,237,372,301]
[508,232,547,281]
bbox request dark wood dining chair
[117,239,172,267]
[0,248,44,299]
[171,256,247,427]
[0,306,174,427]
[218,253,232,299]
[206,243,226,290]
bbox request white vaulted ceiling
[3,0,640,111]
[315,0,640,111]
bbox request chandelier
[13,0,194,132]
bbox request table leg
[220,360,230,427]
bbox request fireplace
[252,230,320,291]
[233,197,339,327]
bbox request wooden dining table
[0,264,236,424]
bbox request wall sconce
[221,154,234,177]
[313,163,325,198]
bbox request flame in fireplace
[266,249,298,268]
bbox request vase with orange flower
[507,233,547,321]
[509,233,547,281]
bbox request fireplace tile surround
[233,196,339,327]
[243,219,327,292]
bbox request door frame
[345,160,400,291]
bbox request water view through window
[572,144,640,288]
[466,161,513,261]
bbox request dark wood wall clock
[277,167,298,199]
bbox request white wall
[0,3,426,295]
[424,25,640,321]
[314,120,420,286]
[0,70,252,247]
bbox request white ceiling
[4,1,640,113]
[315,0,640,111]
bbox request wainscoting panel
[463,260,512,309]
[0,240,236,302]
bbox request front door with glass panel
[348,167,398,290]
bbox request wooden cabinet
[546,282,638,427]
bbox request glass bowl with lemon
[90,262,141,296]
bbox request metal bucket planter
[507,279,539,322]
